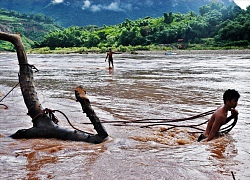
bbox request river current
[0,51,250,179]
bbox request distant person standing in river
[198,89,240,142]
[105,48,117,68]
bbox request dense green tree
[118,28,144,46]
[86,33,101,47]
[163,12,174,24]
[217,21,244,41]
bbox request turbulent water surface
[0,51,250,179]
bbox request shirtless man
[105,48,115,68]
[198,89,240,142]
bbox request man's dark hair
[223,89,240,104]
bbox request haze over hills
[0,0,237,27]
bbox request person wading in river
[105,48,117,68]
[198,89,240,142]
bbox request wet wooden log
[0,32,108,143]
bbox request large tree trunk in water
[0,32,108,143]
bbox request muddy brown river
[0,51,250,179]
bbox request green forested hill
[35,3,250,52]
[0,8,63,51]
[0,0,236,27]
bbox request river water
[0,51,249,180]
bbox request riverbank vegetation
[1,2,250,53]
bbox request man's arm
[105,54,108,61]
[204,116,224,141]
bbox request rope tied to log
[31,108,59,124]
[43,108,59,124]
[19,63,39,72]
[31,108,93,135]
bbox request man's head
[223,89,240,105]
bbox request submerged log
[0,32,108,143]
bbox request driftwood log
[0,32,108,143]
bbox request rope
[19,63,39,72]
[231,171,236,180]
[80,109,237,134]
[81,109,215,125]
[80,110,215,126]
[131,109,216,123]
[0,82,19,102]
[0,103,9,109]
[220,116,238,134]
[32,108,93,135]
[0,82,20,109]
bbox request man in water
[105,48,115,68]
[198,89,240,142]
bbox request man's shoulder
[214,111,227,124]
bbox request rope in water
[0,103,9,109]
[0,82,20,109]
[80,109,238,134]
[0,82,20,103]
[81,109,215,125]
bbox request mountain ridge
[0,0,236,27]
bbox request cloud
[90,5,102,12]
[82,0,131,12]
[52,0,64,4]
[105,2,122,11]
[82,0,91,9]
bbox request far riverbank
[135,49,250,55]
[1,49,250,55]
